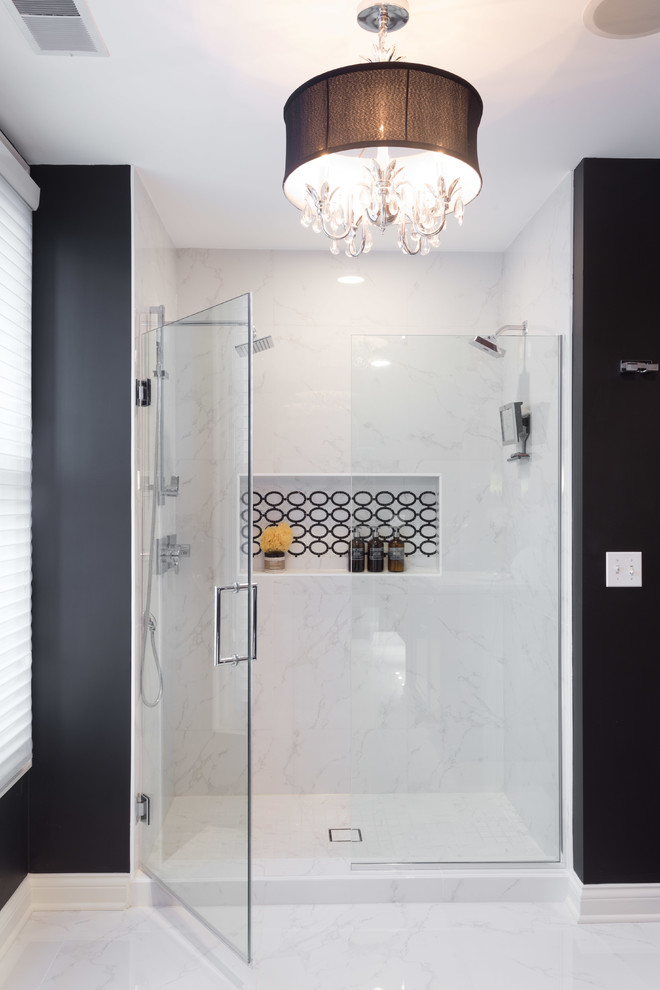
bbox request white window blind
[0,171,32,798]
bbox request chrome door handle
[214,582,257,666]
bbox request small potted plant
[260,521,293,571]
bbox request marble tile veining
[2,901,660,990]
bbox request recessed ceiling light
[370,358,391,368]
[337,275,365,285]
[583,0,660,39]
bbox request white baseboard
[0,878,31,961]
[569,873,660,923]
[29,873,132,911]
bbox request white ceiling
[0,0,659,252]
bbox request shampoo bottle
[367,527,384,573]
[349,527,366,572]
[387,528,405,572]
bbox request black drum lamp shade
[283,61,483,209]
[282,1,484,257]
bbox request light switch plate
[605,551,642,587]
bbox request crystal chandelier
[283,1,483,257]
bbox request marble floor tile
[2,901,660,990]
[145,790,547,888]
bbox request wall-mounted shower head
[235,327,274,357]
[470,321,528,358]
[471,334,505,357]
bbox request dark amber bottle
[387,528,405,572]
[349,527,365,573]
[367,528,384,573]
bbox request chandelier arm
[354,223,367,254]
[320,219,355,241]
[399,225,422,256]
[409,212,447,238]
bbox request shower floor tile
[147,791,549,883]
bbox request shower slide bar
[214,583,258,666]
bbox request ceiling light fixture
[283,0,483,257]
[583,0,660,39]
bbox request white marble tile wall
[351,576,506,798]
[135,205,570,869]
[350,334,509,809]
[497,175,573,859]
[132,170,178,868]
[176,250,503,477]
[173,250,505,813]
[500,336,561,859]
[167,317,250,799]
[252,575,352,795]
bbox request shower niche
[241,473,441,574]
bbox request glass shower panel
[139,297,253,959]
[350,333,561,866]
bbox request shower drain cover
[329,828,363,843]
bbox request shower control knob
[157,536,191,574]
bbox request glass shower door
[139,296,253,960]
[349,333,561,867]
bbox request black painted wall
[573,158,660,884]
[29,165,132,873]
[0,778,28,907]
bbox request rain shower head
[470,321,528,358]
[471,334,505,357]
[235,329,274,357]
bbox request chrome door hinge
[136,793,151,825]
[136,379,152,406]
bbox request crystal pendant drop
[301,200,313,228]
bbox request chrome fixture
[214,583,258,666]
[283,0,483,256]
[150,308,179,507]
[159,474,180,499]
[500,401,531,462]
[136,793,151,826]
[139,305,168,709]
[471,321,528,358]
[235,327,274,356]
[157,534,191,575]
[329,828,363,842]
[142,613,162,708]
[620,360,658,373]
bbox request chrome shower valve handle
[157,535,190,574]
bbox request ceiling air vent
[3,0,108,56]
